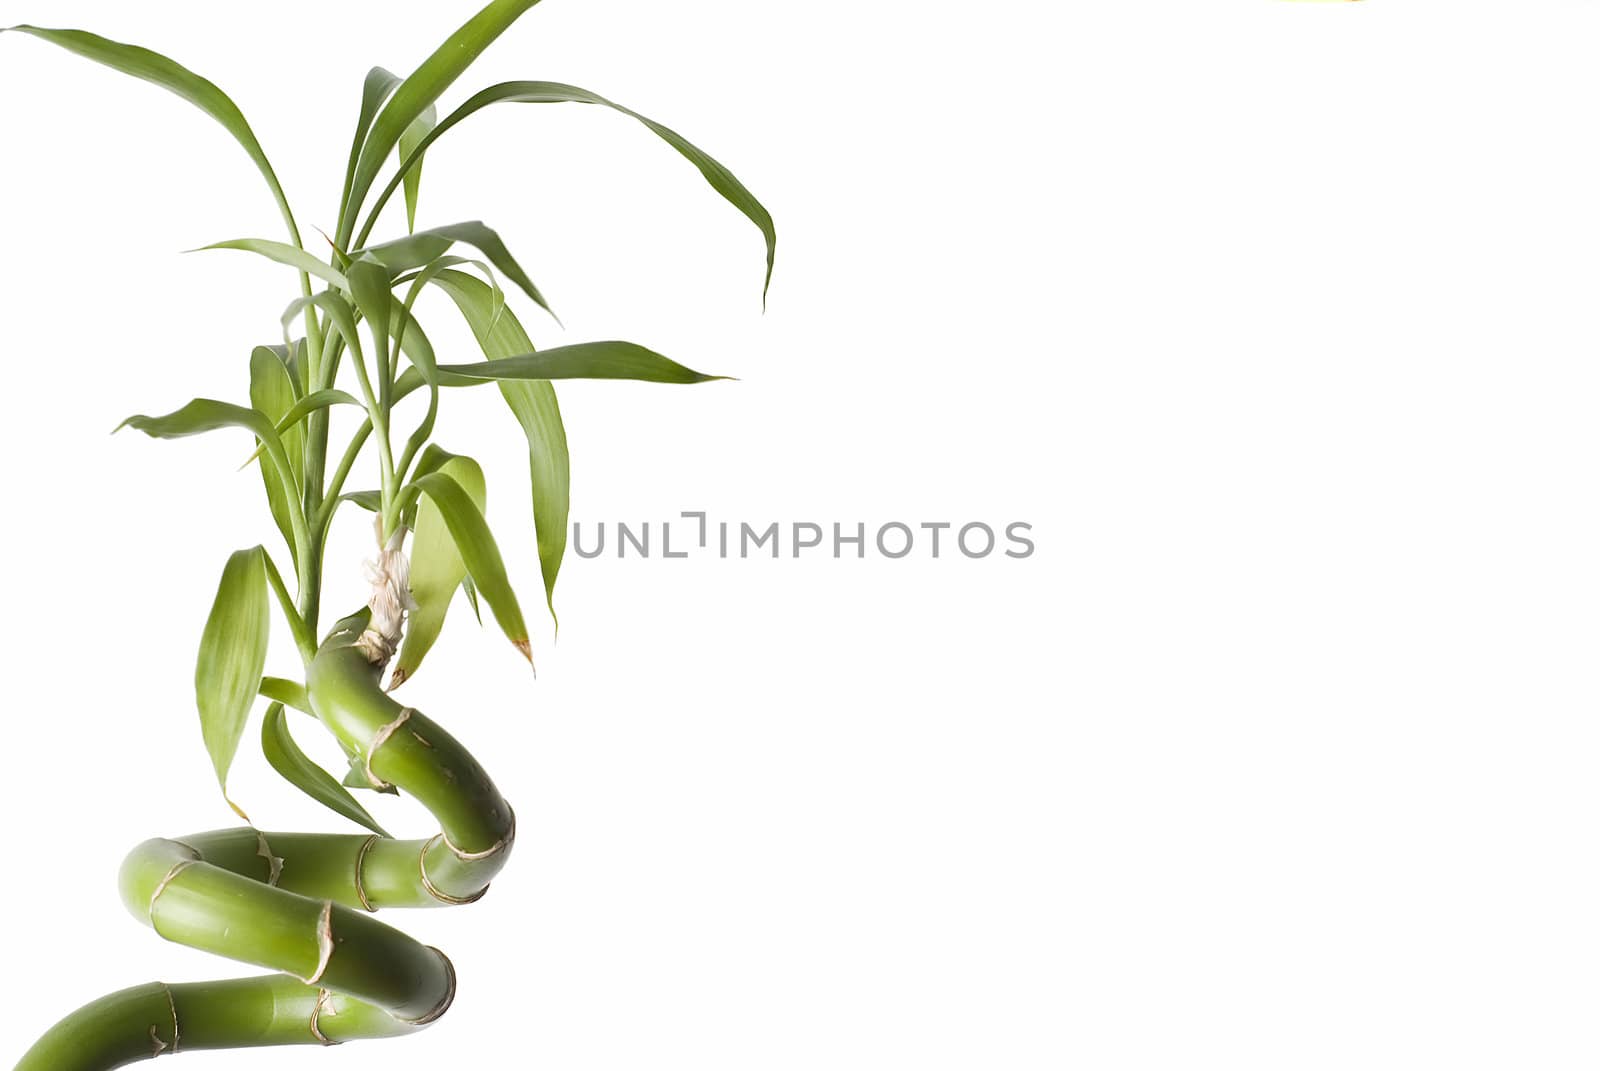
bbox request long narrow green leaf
[275,389,362,436]
[342,0,543,245]
[337,67,402,236]
[196,547,270,816]
[408,470,530,663]
[429,270,566,617]
[281,292,366,385]
[392,453,487,689]
[4,26,305,254]
[347,258,395,405]
[118,398,296,495]
[391,304,442,481]
[262,703,391,837]
[440,342,725,384]
[399,104,438,233]
[357,221,553,318]
[198,239,349,290]
[367,80,776,298]
[240,389,362,469]
[249,349,303,563]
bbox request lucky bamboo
[5,3,773,1066]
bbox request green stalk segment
[15,976,419,1068]
[14,611,514,1068]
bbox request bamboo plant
[4,3,773,1066]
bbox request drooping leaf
[439,342,726,385]
[281,292,365,371]
[342,489,384,513]
[399,103,438,233]
[369,79,776,299]
[240,389,362,469]
[249,348,303,565]
[357,221,553,318]
[198,239,349,290]
[342,0,544,245]
[262,703,391,837]
[196,547,270,814]
[430,269,567,619]
[392,453,487,688]
[4,26,305,254]
[407,470,530,663]
[462,576,484,624]
[119,398,296,496]
[280,291,371,420]
[274,389,363,436]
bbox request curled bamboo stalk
[16,610,515,1067]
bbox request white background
[2,1,1598,1067]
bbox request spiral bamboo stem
[15,610,514,1068]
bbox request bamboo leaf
[342,489,384,513]
[4,26,304,252]
[262,703,391,837]
[275,389,362,436]
[240,389,362,469]
[249,349,302,563]
[343,0,543,244]
[408,470,530,663]
[346,258,396,406]
[119,398,279,444]
[119,398,297,499]
[357,221,553,318]
[198,239,349,290]
[439,342,726,384]
[253,340,305,396]
[281,292,364,367]
[196,547,270,813]
[392,453,487,688]
[399,104,438,233]
[373,80,776,299]
[429,269,567,619]
[338,67,402,235]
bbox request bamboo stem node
[364,707,414,787]
[310,988,339,1045]
[419,837,492,906]
[353,834,380,912]
[303,900,337,985]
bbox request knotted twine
[355,518,417,666]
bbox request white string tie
[356,519,417,666]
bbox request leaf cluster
[5,1,773,825]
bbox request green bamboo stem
[14,609,514,1068]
